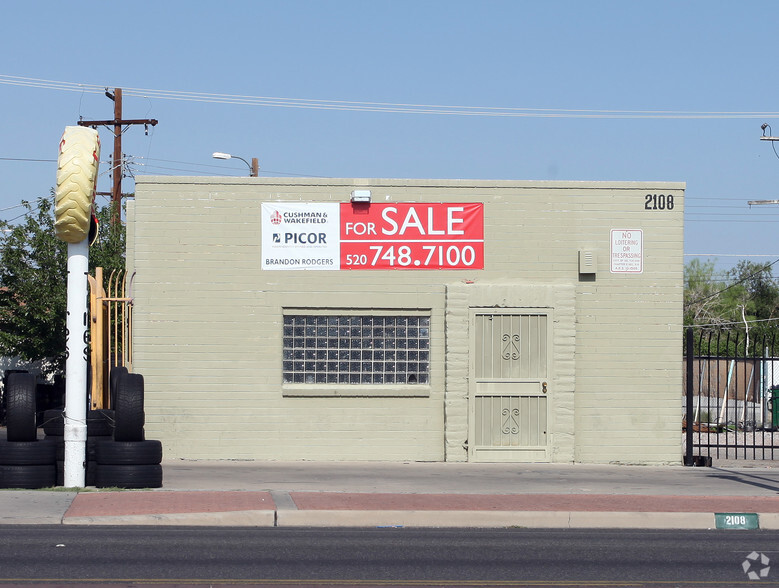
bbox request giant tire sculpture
[54,126,100,243]
[5,373,37,442]
[113,372,145,442]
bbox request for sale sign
[340,203,484,270]
[261,202,484,270]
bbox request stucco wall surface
[128,177,684,463]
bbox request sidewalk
[1,460,778,529]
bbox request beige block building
[126,177,684,464]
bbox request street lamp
[754,124,779,206]
[212,152,259,177]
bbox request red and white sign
[340,203,484,270]
[261,202,484,270]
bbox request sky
[1,0,778,279]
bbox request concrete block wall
[128,177,683,463]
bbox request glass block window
[283,315,430,385]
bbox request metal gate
[469,311,550,462]
[88,267,134,410]
[684,327,779,463]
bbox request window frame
[281,309,432,398]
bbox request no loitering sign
[610,229,643,274]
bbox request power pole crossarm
[78,118,159,127]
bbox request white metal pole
[63,239,89,487]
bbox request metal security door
[469,311,550,462]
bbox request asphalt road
[0,526,777,587]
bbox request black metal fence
[684,327,779,464]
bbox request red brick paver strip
[289,492,779,513]
[65,491,274,518]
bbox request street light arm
[230,155,251,169]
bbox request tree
[89,201,126,273]
[0,196,125,378]
[684,259,726,327]
[723,260,779,344]
[684,258,779,355]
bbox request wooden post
[88,267,107,409]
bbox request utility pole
[78,88,158,224]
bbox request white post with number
[63,239,89,487]
[55,125,101,488]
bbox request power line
[686,218,779,223]
[685,254,779,258]
[0,157,56,163]
[4,74,779,119]
[129,157,328,178]
[0,198,46,224]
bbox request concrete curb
[58,510,779,529]
[63,510,276,527]
[274,510,765,529]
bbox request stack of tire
[45,369,162,488]
[43,407,116,486]
[0,373,56,489]
[93,369,163,489]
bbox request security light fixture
[212,152,259,177]
[351,189,372,203]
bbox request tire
[42,409,115,437]
[109,366,128,409]
[95,440,162,465]
[55,126,100,243]
[42,409,64,436]
[0,440,56,465]
[5,373,37,442]
[113,373,145,442]
[44,437,65,462]
[87,410,115,437]
[95,464,162,489]
[86,460,97,487]
[0,465,56,489]
[87,436,112,462]
[44,436,112,463]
